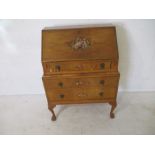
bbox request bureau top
[42,26,119,62]
[43,24,114,30]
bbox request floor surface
[0,92,155,134]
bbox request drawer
[42,27,118,61]
[43,60,111,74]
[45,87,116,102]
[43,73,119,102]
[43,75,118,89]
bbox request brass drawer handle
[99,92,104,96]
[58,82,63,87]
[55,64,61,72]
[100,80,104,85]
[100,63,105,70]
[58,94,64,99]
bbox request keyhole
[100,63,105,70]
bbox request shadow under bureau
[41,25,120,121]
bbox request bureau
[42,25,120,121]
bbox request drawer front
[45,87,116,102]
[43,76,118,89]
[43,60,111,74]
[43,75,119,102]
[42,27,118,61]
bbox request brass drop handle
[55,64,61,72]
[58,82,63,87]
[100,63,105,70]
[99,92,104,96]
[59,94,64,99]
[100,80,104,85]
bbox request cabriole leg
[109,101,117,119]
[49,105,56,121]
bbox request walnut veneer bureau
[42,25,120,121]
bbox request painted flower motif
[71,37,91,50]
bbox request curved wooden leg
[109,101,117,119]
[49,105,56,121]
